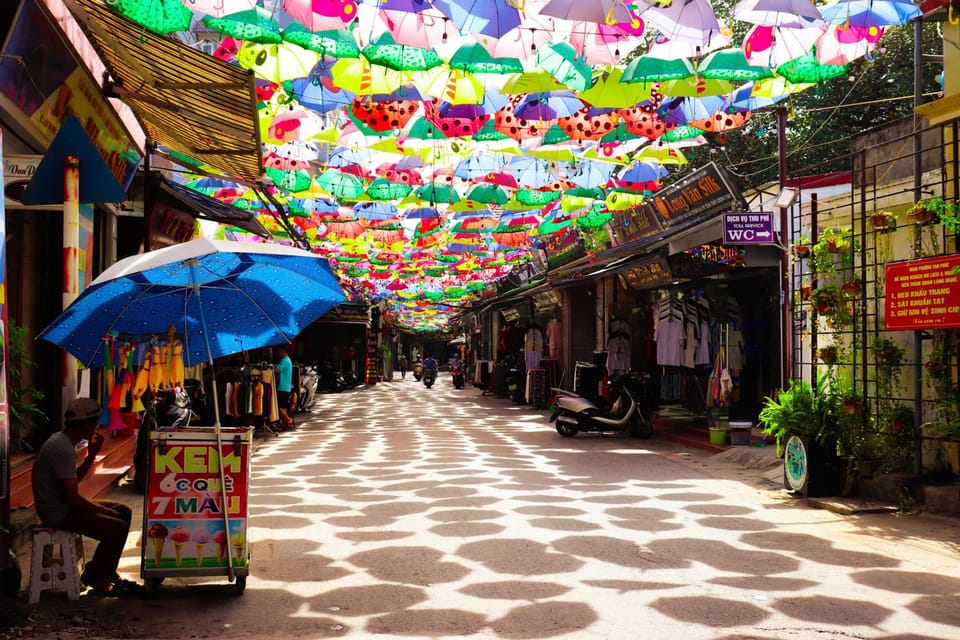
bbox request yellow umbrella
[578,67,654,108]
[752,76,814,98]
[418,67,485,105]
[331,58,410,95]
[634,146,688,165]
[235,41,319,83]
[501,70,567,94]
[659,77,735,97]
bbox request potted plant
[759,377,845,497]
[842,277,863,298]
[810,285,847,319]
[819,227,850,253]
[810,227,856,278]
[819,345,839,365]
[870,210,897,232]
[793,233,812,259]
[872,336,906,369]
[907,199,940,225]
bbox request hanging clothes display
[523,325,544,371]
[546,318,562,361]
[653,294,685,368]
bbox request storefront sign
[885,255,960,330]
[618,252,673,290]
[4,156,62,211]
[1,0,140,189]
[543,228,586,270]
[647,162,743,226]
[145,436,249,569]
[723,212,775,244]
[0,135,9,506]
[608,205,663,245]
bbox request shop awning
[62,0,263,182]
[156,177,270,238]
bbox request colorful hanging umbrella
[424,101,490,137]
[538,0,640,27]
[579,67,654,108]
[568,22,642,66]
[699,48,775,81]
[418,67,485,105]
[557,106,621,141]
[202,7,282,43]
[109,0,193,34]
[816,24,884,65]
[621,55,696,83]
[330,58,410,95]
[644,0,722,47]
[317,169,365,199]
[377,8,453,49]
[289,73,356,113]
[819,0,920,28]
[659,95,728,125]
[465,183,509,204]
[734,0,825,27]
[432,0,522,39]
[364,179,413,201]
[477,22,557,61]
[280,24,361,58]
[236,42,320,83]
[659,77,735,97]
[362,32,444,71]
[742,24,823,67]
[515,91,584,121]
[417,182,461,204]
[690,109,753,133]
[535,42,592,92]
[448,42,523,74]
[349,95,421,132]
[282,0,358,30]
[185,0,257,19]
[775,51,848,83]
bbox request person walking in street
[398,353,408,379]
[276,343,295,429]
[31,398,141,596]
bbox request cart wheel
[234,576,246,595]
[145,577,163,597]
[784,435,809,494]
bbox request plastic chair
[28,527,84,604]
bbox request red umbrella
[423,100,490,138]
[494,94,555,142]
[350,96,420,132]
[322,219,365,239]
[619,106,676,140]
[690,110,753,133]
[557,106,621,141]
[479,171,519,189]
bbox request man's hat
[65,397,101,422]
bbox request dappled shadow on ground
[47,382,958,639]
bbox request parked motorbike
[412,361,424,381]
[298,365,319,412]
[342,369,358,388]
[549,372,654,438]
[318,362,346,393]
[423,367,437,388]
[450,362,465,389]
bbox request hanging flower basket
[924,361,946,379]
[842,396,862,415]
[907,203,938,225]
[870,211,897,232]
[872,337,906,368]
[818,345,839,365]
[793,244,811,259]
[800,282,813,301]
[811,286,843,316]
[842,278,863,297]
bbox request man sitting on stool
[32,398,141,596]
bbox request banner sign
[543,228,586,270]
[608,204,663,245]
[618,251,673,290]
[0,133,9,508]
[647,162,743,226]
[885,255,960,330]
[723,212,776,244]
[144,435,249,569]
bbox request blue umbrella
[39,238,346,369]
[432,0,522,38]
[659,95,728,125]
[289,74,356,113]
[819,0,920,28]
[728,81,788,112]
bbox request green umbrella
[109,0,193,35]
[579,67,654,109]
[542,124,571,146]
[776,50,848,84]
[317,169,365,200]
[281,24,360,58]
[365,178,413,201]
[536,42,591,92]
[407,118,449,140]
[699,48,774,81]
[362,32,443,71]
[465,183,509,205]
[621,55,695,83]
[449,43,523,74]
[600,122,642,144]
[516,188,560,206]
[202,7,282,44]
[416,182,460,204]
[501,70,566,94]
[472,120,509,142]
[265,167,312,193]
[576,209,614,229]
[661,125,703,142]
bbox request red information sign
[885,255,960,330]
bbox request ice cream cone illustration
[231,533,246,565]
[212,530,228,565]
[192,527,211,567]
[147,523,168,567]
[170,527,190,567]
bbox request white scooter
[549,372,654,438]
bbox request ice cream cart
[141,426,253,594]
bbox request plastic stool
[28,527,85,604]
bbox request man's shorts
[277,390,291,409]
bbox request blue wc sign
[722,211,776,245]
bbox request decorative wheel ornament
[784,435,809,493]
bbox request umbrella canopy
[109,0,193,34]
[39,238,346,368]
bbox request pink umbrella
[815,24,883,65]
[282,0,359,31]
[568,22,643,66]
[646,32,730,59]
[475,15,560,60]
[741,24,823,67]
[644,0,722,47]
[539,0,644,28]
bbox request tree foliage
[677,23,944,192]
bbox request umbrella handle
[951,3,959,25]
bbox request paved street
[32,375,960,639]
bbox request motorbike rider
[423,354,438,373]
